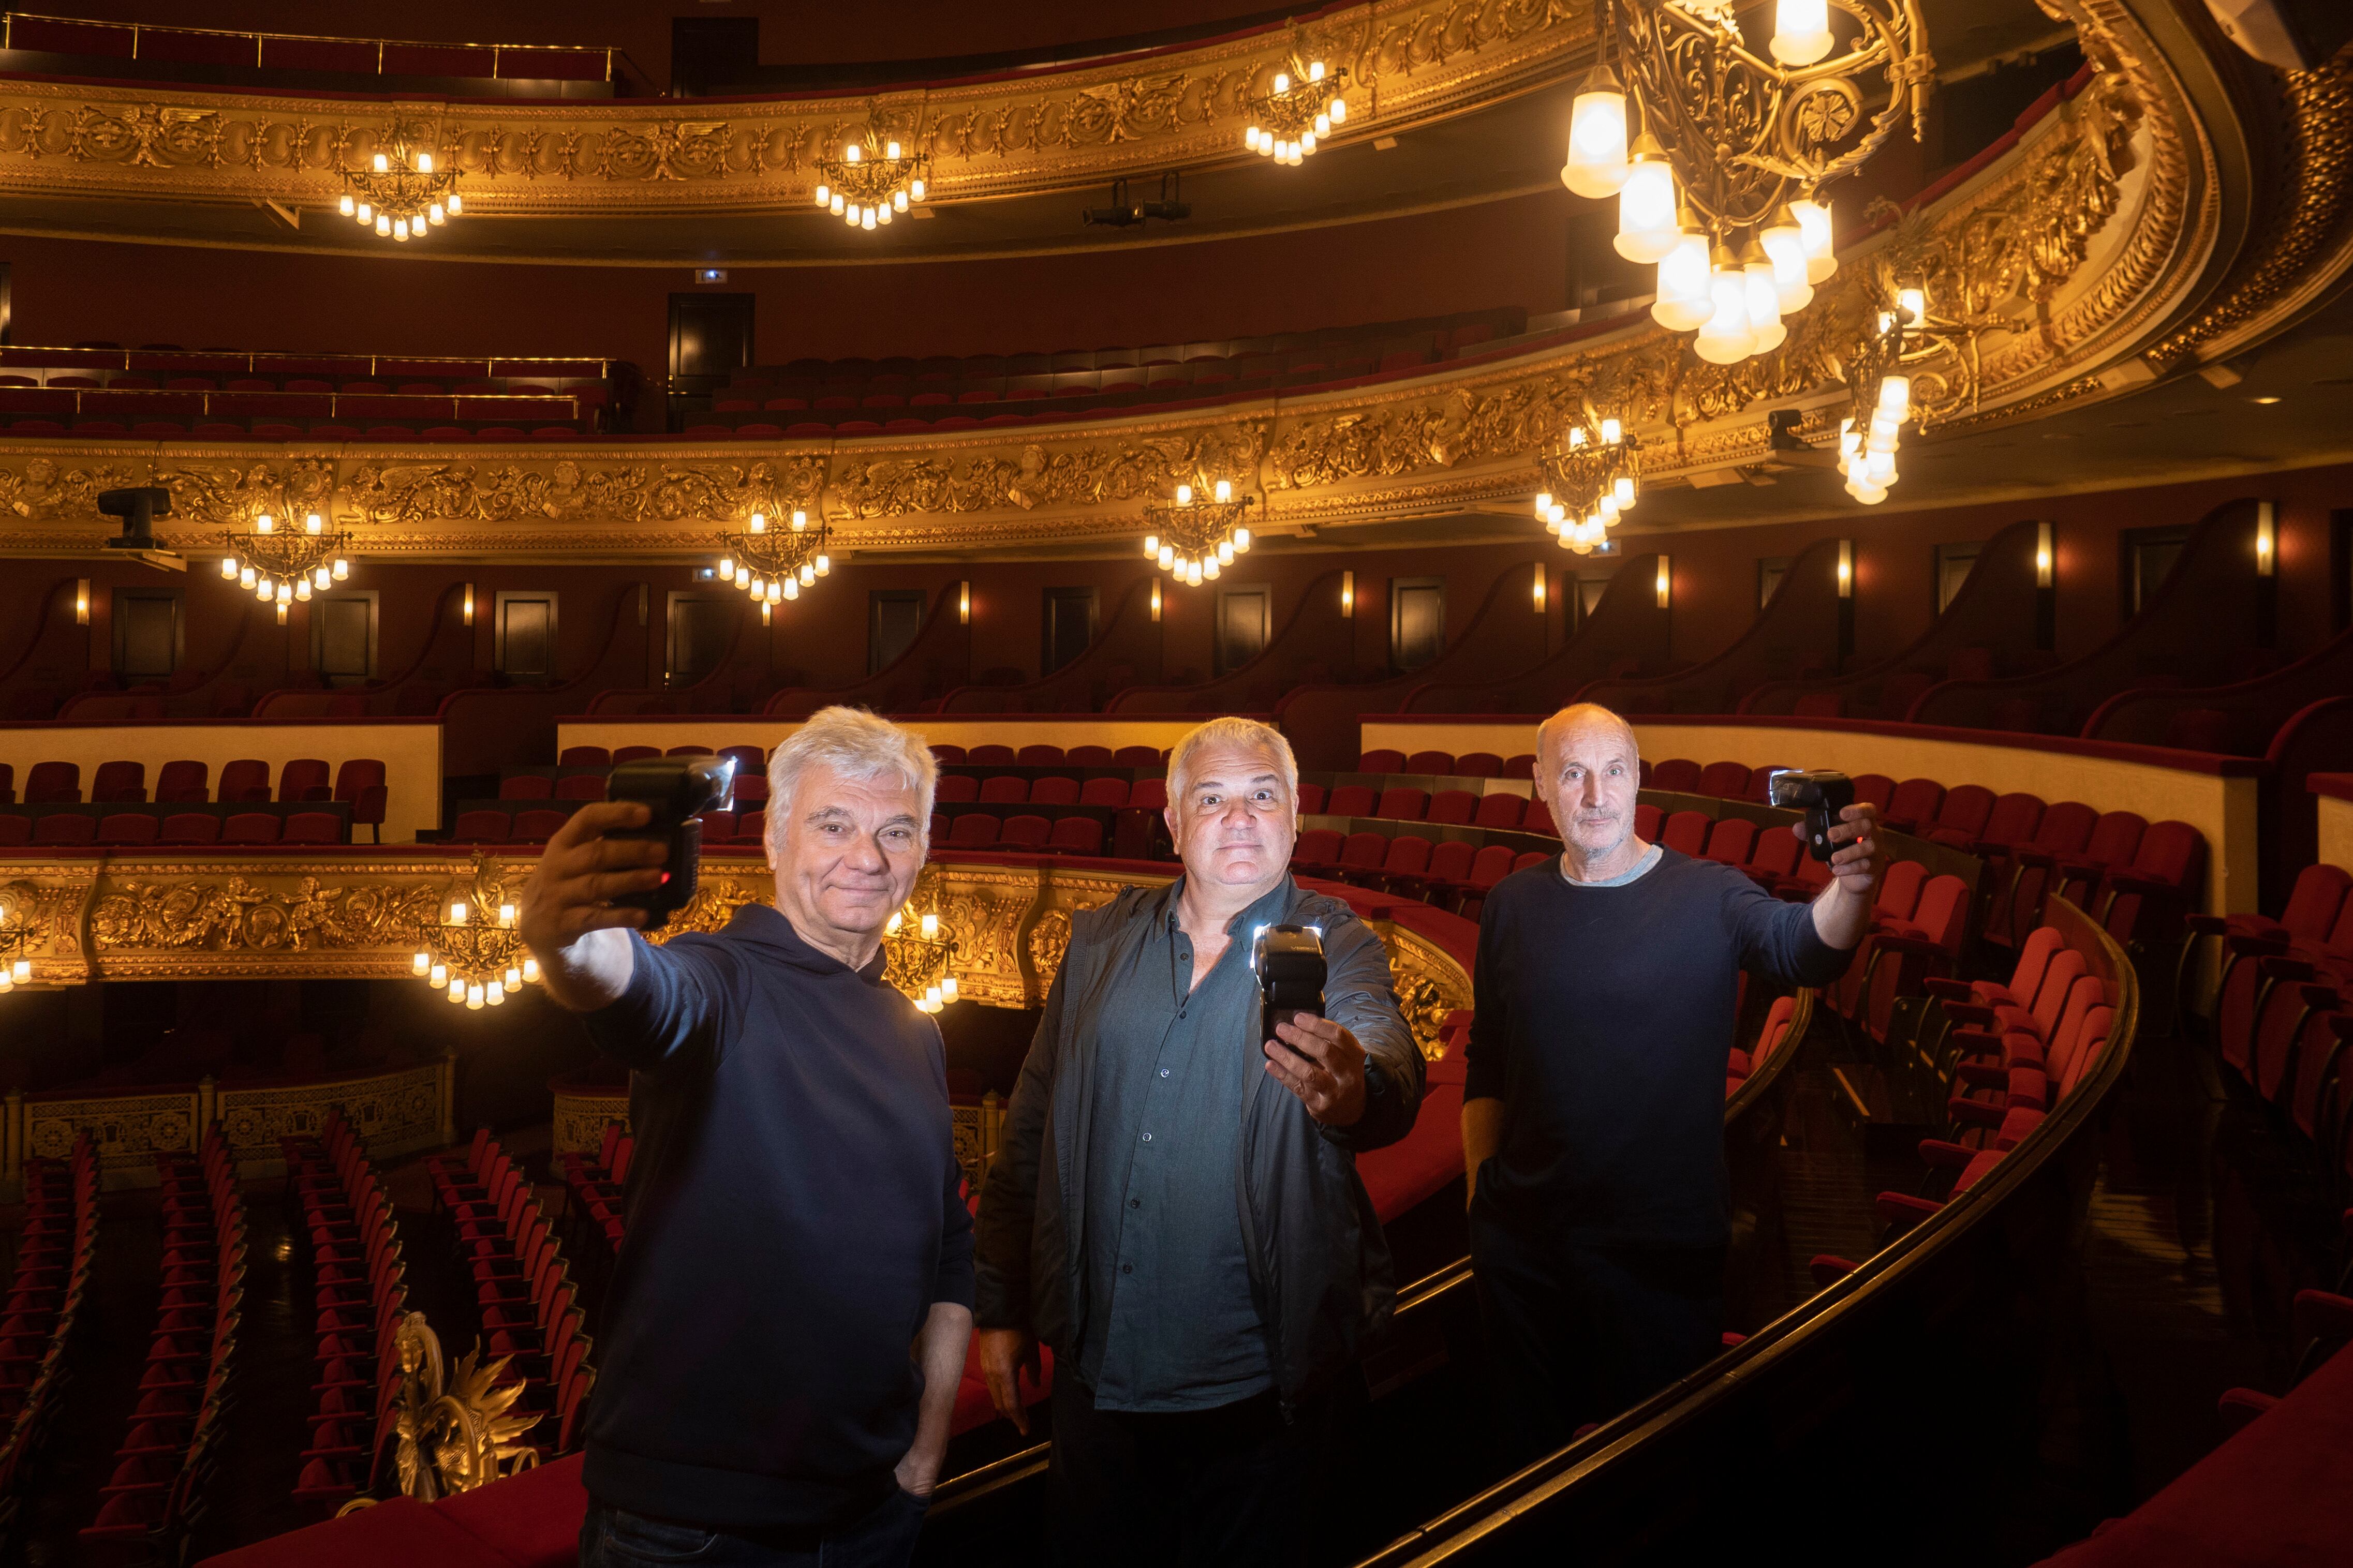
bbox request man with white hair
[521,706,972,1568]
[1461,702,1881,1457]
[973,715,1423,1567]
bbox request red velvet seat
[280,812,344,845]
[1919,783,1997,845]
[557,746,611,768]
[278,758,333,803]
[1362,834,1432,892]
[1326,784,1376,817]
[948,813,1000,848]
[1403,750,1453,776]
[1881,777,1945,835]
[1661,810,1710,858]
[1045,816,1103,855]
[451,811,511,844]
[1453,752,1503,778]
[1701,816,1756,866]
[935,775,981,803]
[1634,802,1662,841]
[33,813,96,844]
[2094,819,2205,947]
[1078,778,1129,808]
[218,759,272,803]
[92,760,147,803]
[499,774,555,800]
[23,762,80,804]
[1697,761,1751,799]
[334,759,387,842]
[1375,787,1428,821]
[1335,831,1389,878]
[1426,789,1477,826]
[1471,793,1525,829]
[1000,814,1053,850]
[1128,779,1168,812]
[979,776,1029,804]
[96,812,159,845]
[1029,776,1081,807]
[1291,828,1345,876]
[158,813,220,845]
[1523,796,1557,837]
[0,814,28,846]
[554,774,606,801]
[221,813,282,845]
[929,745,968,765]
[1065,745,1114,766]
[1112,746,1162,768]
[1356,749,1407,774]
[154,760,209,803]
[1648,758,1701,793]
[612,746,661,765]
[1393,838,1475,903]
[1015,745,1065,766]
[968,745,1016,765]
[1297,781,1327,814]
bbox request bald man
[1460,704,1881,1453]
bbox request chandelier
[1532,419,1642,554]
[883,904,958,1014]
[1837,282,1926,503]
[338,132,462,243]
[1243,57,1350,166]
[1143,481,1255,588]
[219,510,353,624]
[813,136,929,232]
[0,904,33,993]
[1561,0,1932,365]
[717,509,831,622]
[410,858,541,1012]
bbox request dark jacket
[973,877,1423,1408]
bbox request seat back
[279,811,343,845]
[1427,790,1477,825]
[1747,827,1801,879]
[2082,811,2148,867]
[1467,844,1517,889]
[1701,816,1756,865]
[1978,792,2045,847]
[1356,749,1406,773]
[158,812,220,845]
[1426,839,1476,883]
[0,815,28,846]
[1015,744,1065,766]
[1649,758,1702,793]
[967,744,1016,765]
[1326,785,1376,817]
[220,812,281,845]
[1522,796,1557,837]
[611,745,660,765]
[1293,828,1344,865]
[929,744,968,765]
[451,810,510,843]
[1112,745,1162,767]
[1756,994,1797,1063]
[1065,745,1114,766]
[511,809,569,843]
[91,760,145,802]
[154,760,209,802]
[1046,816,1103,855]
[1079,777,1129,807]
[1634,801,1662,841]
[2029,948,2089,1036]
[2041,976,2109,1091]
[1875,857,1928,919]
[1129,779,1168,812]
[218,758,271,803]
[935,774,980,803]
[1472,793,1525,829]
[2005,925,2067,1000]
[1909,874,1971,951]
[278,758,331,802]
[1697,760,1751,798]
[2279,863,2353,940]
[999,814,1052,850]
[23,761,79,803]
[1375,787,1427,820]
[1382,835,1432,875]
[1339,831,1388,869]
[948,813,999,847]
[557,746,611,768]
[1886,777,1944,826]
[499,774,554,800]
[555,774,607,801]
[96,812,158,845]
[1661,810,1710,858]
[1029,776,1081,807]
[978,776,1028,803]
[334,759,387,803]
[32,812,95,844]
[717,744,765,776]
[1454,752,1503,778]
[2032,800,2098,854]
[1403,750,1453,776]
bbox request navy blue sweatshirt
[1464,848,1852,1248]
[579,901,974,1533]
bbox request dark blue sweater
[1463,848,1852,1248]
[579,902,974,1533]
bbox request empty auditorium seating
[288,1112,417,1507]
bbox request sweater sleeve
[1317,915,1425,1154]
[972,964,1064,1331]
[1462,888,1509,1105]
[1724,870,1854,987]
[580,932,731,1073]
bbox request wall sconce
[1341,570,1355,617]
[2255,501,2276,577]
[1654,555,1671,609]
[463,583,476,627]
[74,578,89,625]
[958,580,971,624]
[1532,562,1547,614]
[2034,522,2054,588]
[1836,539,1854,599]
[1150,577,1163,622]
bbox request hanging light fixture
[410,856,540,1014]
[1243,55,1351,167]
[1836,283,1928,504]
[341,128,460,242]
[1141,479,1256,588]
[220,507,354,623]
[814,132,929,231]
[1562,0,1932,364]
[1531,418,1641,555]
[0,901,34,992]
[715,508,831,608]
[882,903,958,1013]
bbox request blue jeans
[579,1491,927,1568]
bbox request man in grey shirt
[974,716,1423,1567]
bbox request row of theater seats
[0,1136,98,1544]
[549,741,1171,770]
[1727,995,1800,1097]
[709,307,1525,400]
[81,1128,245,1550]
[0,758,386,822]
[426,1131,596,1455]
[288,1113,416,1510]
[1872,923,2120,1232]
[2196,863,2353,1220]
[558,1123,634,1261]
[0,810,350,847]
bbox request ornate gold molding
[0,0,1589,214]
[0,854,1474,1052]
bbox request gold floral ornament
[1242,56,1350,166]
[813,131,929,231]
[716,506,831,625]
[1142,479,1254,588]
[1532,417,1641,554]
[884,904,958,1013]
[412,855,539,1012]
[340,126,462,242]
[219,506,353,625]
[1562,0,1934,366]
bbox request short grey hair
[764,707,939,855]
[1536,703,1640,771]
[1166,716,1299,808]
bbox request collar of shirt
[1157,874,1298,942]
[724,900,890,983]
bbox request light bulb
[256,575,272,600]
[831,193,846,216]
[356,201,372,223]
[338,193,355,217]
[1302,131,1317,154]
[1615,474,1637,509]
[430,202,445,225]
[920,913,938,938]
[1601,417,1623,444]
[894,189,908,212]
[1568,426,1588,449]
[332,558,349,579]
[1792,199,1837,282]
[295,577,312,601]
[783,578,798,600]
[1145,534,1159,558]
[1159,544,1175,569]
[910,178,925,200]
[749,575,764,597]
[767,580,782,604]
[1652,228,1714,331]
[1314,113,1331,138]
[1744,248,1787,353]
[1233,527,1250,551]
[1694,252,1757,365]
[1899,287,1927,325]
[799,563,815,586]
[416,152,433,174]
[499,902,516,927]
[429,962,448,988]
[1878,375,1913,415]
[1177,483,1193,504]
[447,979,466,1004]
[522,958,540,984]
[395,219,409,241]
[506,966,522,989]
[791,509,807,530]
[1309,61,1325,81]
[305,511,322,534]
[942,976,958,1003]
[720,555,734,576]
[736,566,750,589]
[815,554,829,576]
[451,901,468,924]
[878,203,894,225]
[376,214,391,236]
[1762,214,1813,311]
[1562,68,1631,198]
[412,952,430,976]
[1865,447,1897,485]
[467,983,484,1010]
[845,144,861,163]
[862,208,877,230]
[814,183,830,205]
[373,152,389,173]
[748,512,767,533]
[220,556,238,579]
[1218,541,1235,564]
[1771,0,1834,65]
[1534,490,1553,517]
[1259,134,1276,159]
[1329,97,1345,123]
[1204,556,1221,580]
[885,140,900,159]
[1613,139,1678,263]
[1214,478,1232,502]
[240,566,256,589]
[256,513,275,533]
[9,960,26,984]
[1274,72,1291,93]
[445,193,461,214]
[1549,502,1568,528]
[1247,126,1262,151]
[486,982,505,1006]
[276,583,292,605]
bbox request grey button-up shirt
[1074,877,1294,1411]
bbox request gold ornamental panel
[0,0,1590,214]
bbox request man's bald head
[1537,704,1640,774]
